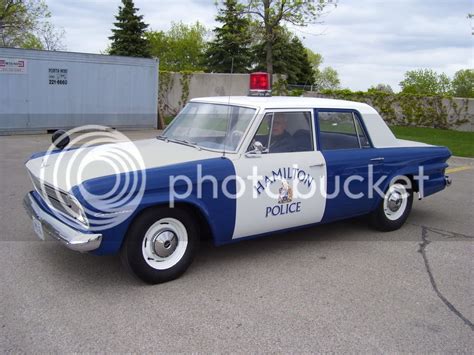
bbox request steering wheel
[230,130,244,148]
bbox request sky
[47,0,473,91]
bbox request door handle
[370,157,385,162]
[310,163,325,168]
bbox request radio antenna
[223,57,234,158]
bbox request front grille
[29,172,73,218]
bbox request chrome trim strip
[23,192,102,252]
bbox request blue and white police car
[24,73,452,284]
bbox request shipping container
[0,48,159,134]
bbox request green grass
[320,120,356,134]
[390,126,474,158]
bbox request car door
[316,109,385,223]
[232,109,327,239]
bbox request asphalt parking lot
[1,130,472,352]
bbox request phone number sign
[48,68,68,85]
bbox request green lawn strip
[319,120,356,134]
[390,126,474,158]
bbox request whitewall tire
[121,207,199,284]
[369,180,413,232]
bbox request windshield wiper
[156,135,168,142]
[164,137,201,150]
[175,138,201,150]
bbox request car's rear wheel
[369,179,413,231]
[120,207,199,284]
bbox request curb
[448,156,474,166]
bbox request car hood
[26,139,224,192]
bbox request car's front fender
[73,157,237,255]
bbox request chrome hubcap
[383,183,408,221]
[142,218,188,270]
[387,192,403,212]
[152,230,178,258]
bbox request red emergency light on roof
[249,72,271,96]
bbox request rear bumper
[23,192,102,252]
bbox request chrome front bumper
[23,192,102,252]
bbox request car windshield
[161,102,256,152]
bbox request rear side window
[318,111,370,150]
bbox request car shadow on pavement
[27,215,424,287]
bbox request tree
[254,26,315,85]
[109,0,150,58]
[314,66,340,90]
[368,83,394,94]
[451,69,474,98]
[37,21,65,50]
[147,22,207,71]
[400,69,451,95]
[306,48,340,90]
[0,0,65,50]
[205,0,253,73]
[206,0,252,73]
[289,36,315,85]
[306,48,322,71]
[235,0,335,81]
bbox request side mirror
[245,141,267,157]
[52,130,70,150]
[253,141,265,152]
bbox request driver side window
[247,111,314,154]
[247,113,272,152]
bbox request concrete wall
[159,73,280,117]
[160,73,473,132]
[456,98,474,132]
[304,92,474,132]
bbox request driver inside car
[269,114,294,153]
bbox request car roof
[190,96,377,114]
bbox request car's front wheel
[120,207,199,284]
[369,180,413,231]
